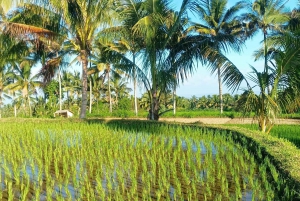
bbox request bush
[112,110,134,118]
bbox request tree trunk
[260,118,266,133]
[28,96,32,117]
[133,53,138,116]
[59,66,62,111]
[89,79,92,114]
[173,86,176,116]
[14,104,17,117]
[0,96,2,118]
[108,65,112,113]
[263,29,268,74]
[218,67,223,114]
[149,88,159,120]
[80,50,88,119]
[263,29,271,95]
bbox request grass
[228,124,300,149]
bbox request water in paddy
[0,125,284,200]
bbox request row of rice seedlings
[0,121,296,200]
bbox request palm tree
[237,33,300,133]
[116,0,144,117]
[0,26,30,117]
[0,4,58,49]
[4,61,41,117]
[1,3,70,115]
[242,0,289,75]
[188,0,248,114]
[31,0,116,118]
[139,92,151,111]
[131,0,192,120]
[110,76,132,106]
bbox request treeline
[0,0,300,132]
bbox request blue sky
[168,0,299,98]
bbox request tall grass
[229,124,300,149]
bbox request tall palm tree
[237,32,300,133]
[4,61,41,117]
[31,0,116,118]
[110,76,132,106]
[0,28,29,117]
[131,0,192,120]
[188,0,248,114]
[117,0,144,117]
[242,0,289,75]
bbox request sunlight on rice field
[0,121,296,200]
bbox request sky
[166,0,299,98]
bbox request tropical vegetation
[0,0,298,133]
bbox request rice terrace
[0,119,299,200]
[1,0,300,200]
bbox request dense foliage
[0,0,299,132]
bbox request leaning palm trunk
[80,50,89,119]
[218,67,223,114]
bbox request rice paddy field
[0,120,298,200]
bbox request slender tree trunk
[67,91,69,109]
[108,65,112,113]
[218,67,223,114]
[80,50,89,119]
[0,96,2,118]
[14,104,17,117]
[28,96,32,117]
[173,85,176,116]
[263,29,268,74]
[59,66,62,111]
[133,53,138,116]
[263,29,271,96]
[89,79,92,114]
[261,118,266,133]
[150,88,159,120]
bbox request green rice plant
[0,120,297,200]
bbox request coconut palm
[110,76,132,105]
[287,1,300,31]
[237,33,300,133]
[4,61,41,117]
[242,0,289,75]
[115,0,144,116]
[0,26,30,117]
[130,0,193,120]
[0,4,58,49]
[188,0,248,114]
[30,0,116,118]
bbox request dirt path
[107,117,300,125]
[159,117,300,124]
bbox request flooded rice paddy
[0,121,295,200]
